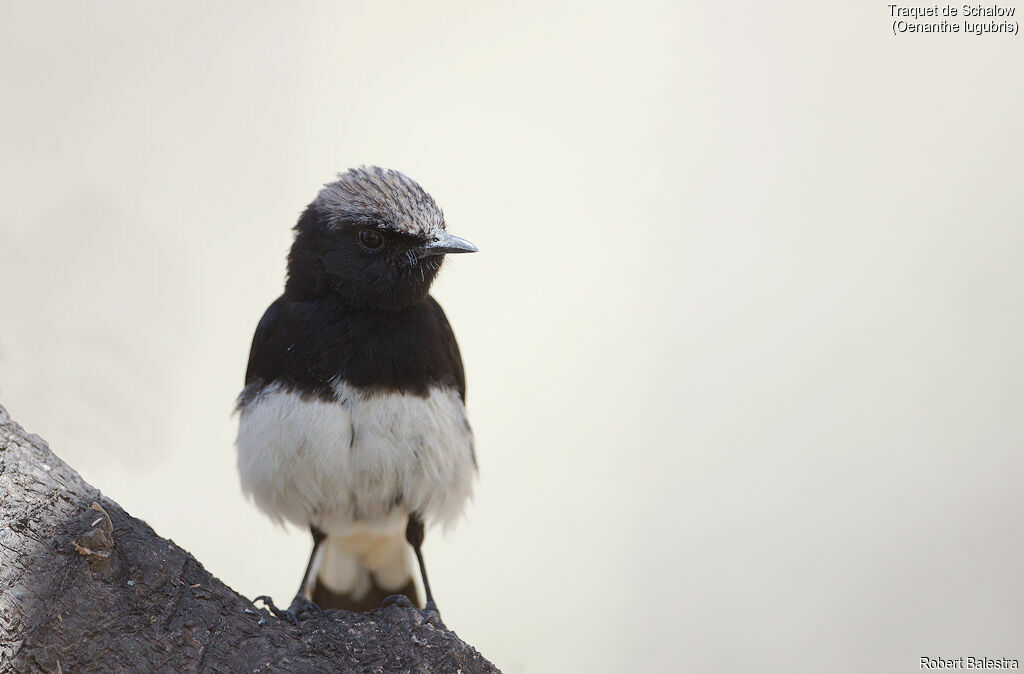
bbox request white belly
[235,381,475,535]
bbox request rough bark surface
[0,404,500,673]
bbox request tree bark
[0,404,500,673]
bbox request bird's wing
[425,295,467,401]
[243,296,287,388]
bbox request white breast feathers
[235,381,475,536]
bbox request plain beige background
[2,2,1022,672]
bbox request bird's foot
[254,595,323,626]
[381,594,444,627]
[422,598,444,627]
[381,593,416,609]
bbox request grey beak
[416,231,478,258]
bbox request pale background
[2,2,1022,672]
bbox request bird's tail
[311,534,419,611]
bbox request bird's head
[285,166,477,309]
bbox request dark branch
[0,404,500,673]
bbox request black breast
[239,293,466,406]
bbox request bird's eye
[358,229,384,251]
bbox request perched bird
[235,167,477,621]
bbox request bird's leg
[291,526,327,610]
[406,514,437,613]
[255,526,326,625]
[382,514,442,625]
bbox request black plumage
[240,293,466,407]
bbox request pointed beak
[415,231,478,258]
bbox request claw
[381,594,444,627]
[381,593,416,609]
[422,599,444,628]
[254,595,320,626]
[254,595,285,616]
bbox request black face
[285,205,443,309]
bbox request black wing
[424,295,467,401]
[237,296,286,409]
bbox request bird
[234,166,477,622]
